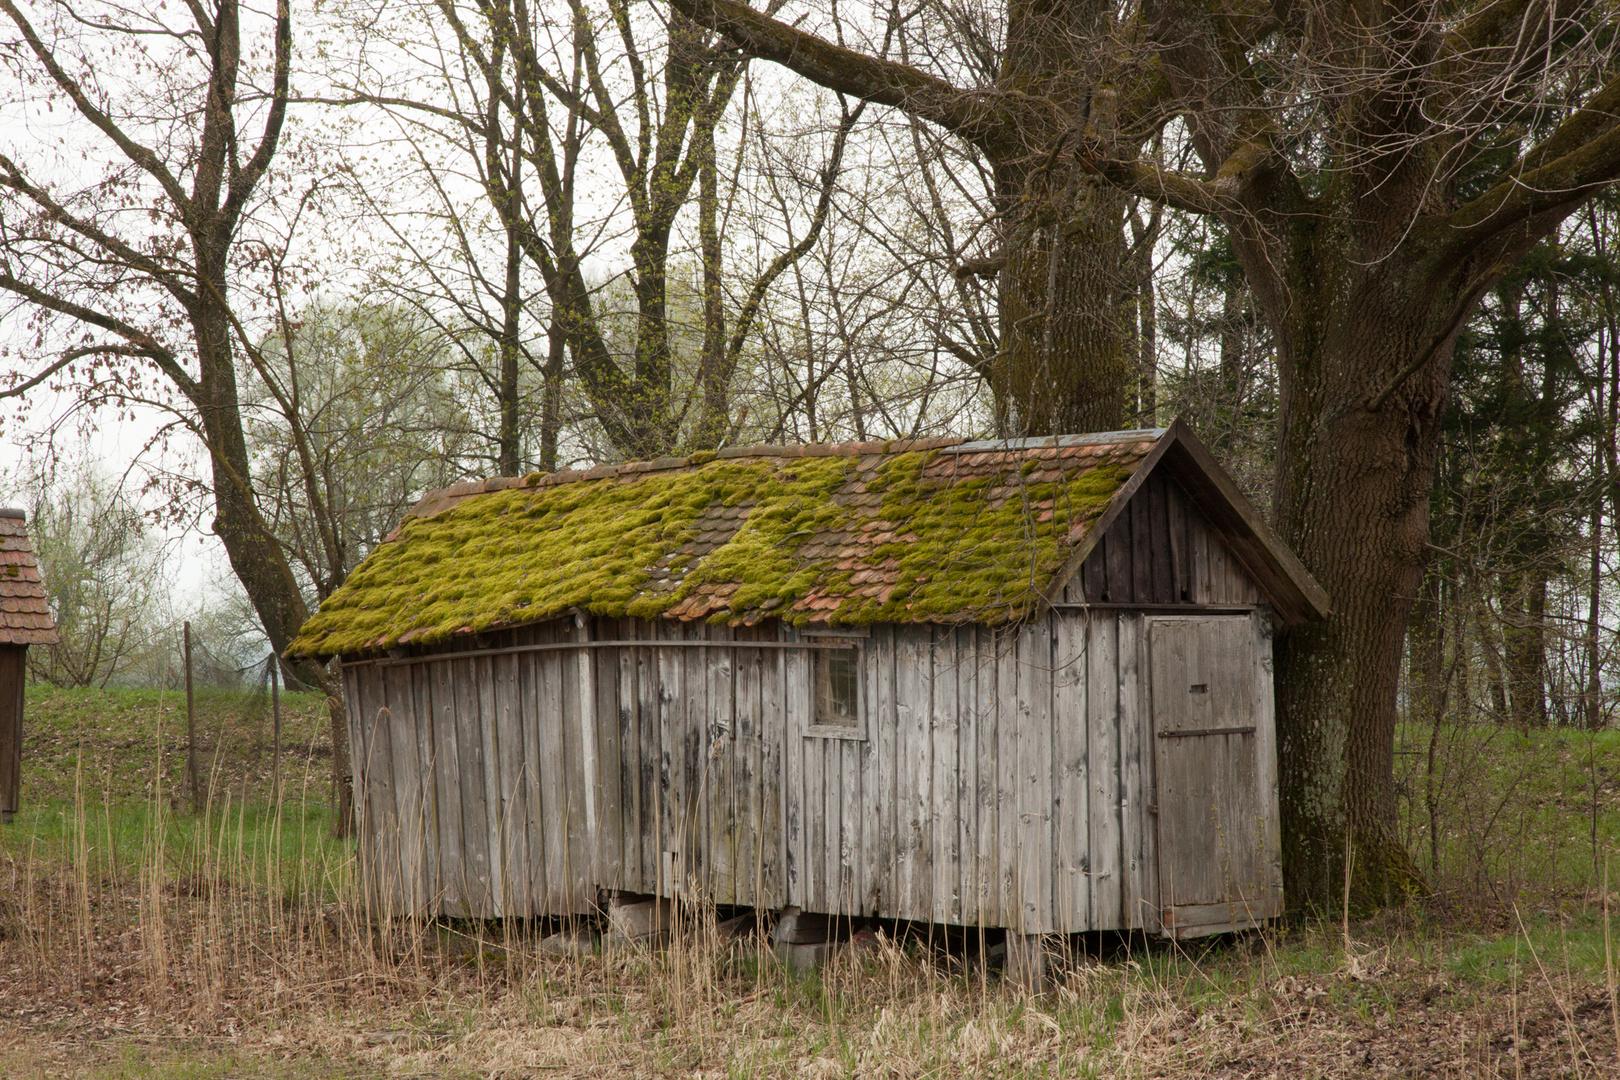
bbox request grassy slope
[1394,722,1620,907]
[20,683,334,807]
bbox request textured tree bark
[1260,219,1456,910]
[993,161,1131,435]
[1269,331,1442,908]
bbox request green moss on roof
[286,441,1146,658]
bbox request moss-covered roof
[286,431,1167,658]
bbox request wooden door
[1149,616,1278,936]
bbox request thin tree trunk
[1478,600,1509,724]
[1408,562,1444,727]
[184,621,199,810]
[539,315,565,473]
[1502,570,1549,731]
[696,130,728,448]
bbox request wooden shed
[288,420,1328,940]
[0,509,58,822]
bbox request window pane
[814,648,858,727]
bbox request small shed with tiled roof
[0,509,58,821]
[288,420,1327,943]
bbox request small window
[812,646,860,731]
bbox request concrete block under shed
[605,894,675,942]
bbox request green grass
[1394,720,1620,905]
[9,684,349,899]
[2,796,353,899]
[21,682,332,806]
[1447,909,1618,987]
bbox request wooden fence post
[184,621,199,810]
[270,653,282,806]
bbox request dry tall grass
[1,779,1616,1078]
[1,694,1617,1077]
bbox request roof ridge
[396,435,976,525]
[390,429,1175,534]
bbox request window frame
[799,628,868,740]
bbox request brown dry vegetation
[0,689,1616,1078]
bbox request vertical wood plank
[1189,513,1211,604]
[1016,620,1054,933]
[857,632,882,915]
[761,638,786,905]
[801,652,824,911]
[383,665,424,914]
[812,726,833,914]
[474,656,505,916]
[614,621,642,894]
[492,652,529,914]
[410,664,441,914]
[932,627,960,925]
[516,639,546,914]
[681,623,708,891]
[1086,616,1121,928]
[1082,543,1108,603]
[1053,611,1090,932]
[782,632,807,906]
[637,625,660,894]
[656,622,681,894]
[574,620,601,890]
[1105,516,1133,603]
[1254,612,1285,908]
[537,646,569,913]
[595,631,624,893]
[894,626,932,922]
[955,626,979,927]
[734,629,761,907]
[707,627,736,903]
[1118,615,1148,930]
[976,628,1001,926]
[344,667,370,908]
[451,656,491,916]
[560,633,589,910]
[1130,493,1154,605]
[870,625,898,916]
[429,660,465,917]
[1148,475,1174,604]
[840,725,862,917]
[1166,479,1190,603]
[1209,523,1231,603]
[364,666,405,915]
[996,630,1021,929]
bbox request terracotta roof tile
[0,512,56,646]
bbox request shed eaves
[287,431,1163,658]
[0,510,59,647]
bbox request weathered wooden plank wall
[1070,470,1264,605]
[343,603,1271,936]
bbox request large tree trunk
[1267,262,1447,911]
[989,0,1131,436]
[993,163,1131,435]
